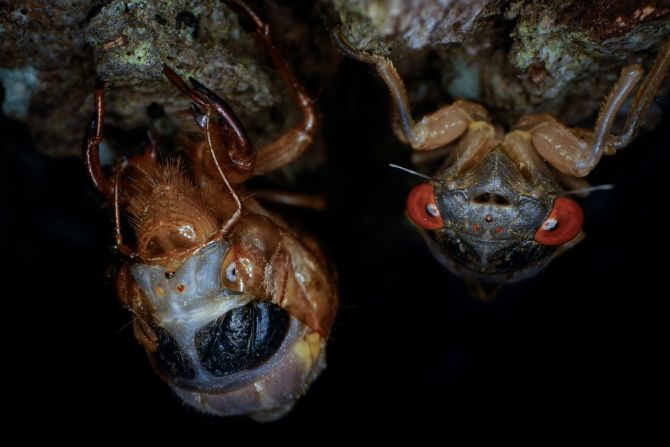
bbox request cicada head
[406,149,584,283]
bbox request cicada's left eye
[534,197,583,246]
[406,183,445,230]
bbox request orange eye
[406,183,445,230]
[534,197,583,246]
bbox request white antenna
[388,163,434,181]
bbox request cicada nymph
[84,0,337,420]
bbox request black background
[2,43,668,438]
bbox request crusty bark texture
[1,1,669,156]
[334,0,670,124]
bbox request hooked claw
[190,103,208,130]
[163,64,255,173]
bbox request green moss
[121,40,155,66]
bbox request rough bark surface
[1,0,669,157]
[333,0,670,124]
[1,0,288,157]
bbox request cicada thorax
[122,162,221,266]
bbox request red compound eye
[406,183,445,230]
[534,197,583,246]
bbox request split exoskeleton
[333,28,670,289]
[84,0,337,421]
